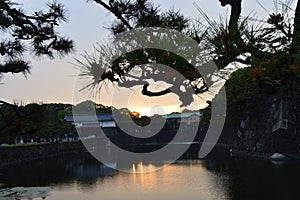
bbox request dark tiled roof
[162,112,202,119]
[64,114,114,122]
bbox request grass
[0,141,79,149]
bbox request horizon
[1,99,205,117]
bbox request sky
[0,0,296,115]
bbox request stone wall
[0,142,86,167]
[221,87,300,156]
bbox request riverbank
[0,142,86,167]
[1,139,300,169]
[229,148,300,161]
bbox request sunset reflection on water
[47,160,229,200]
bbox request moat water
[0,152,300,200]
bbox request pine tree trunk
[228,0,242,42]
[290,0,300,57]
[219,0,243,42]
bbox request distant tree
[0,102,76,142]
[72,100,112,114]
[0,103,45,138]
[0,0,74,79]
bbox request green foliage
[225,68,261,119]
[0,103,76,142]
[73,100,112,114]
[132,116,151,126]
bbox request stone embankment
[0,142,86,167]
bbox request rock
[270,152,290,161]
[0,187,51,199]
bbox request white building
[64,114,116,128]
[162,112,202,125]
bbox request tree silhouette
[90,0,190,34]
[79,0,213,107]
[81,0,300,98]
[0,0,74,78]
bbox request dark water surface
[0,152,300,200]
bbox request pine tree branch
[0,60,30,74]
[0,100,18,108]
[218,0,273,64]
[219,0,242,42]
[141,83,172,96]
[92,0,133,30]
